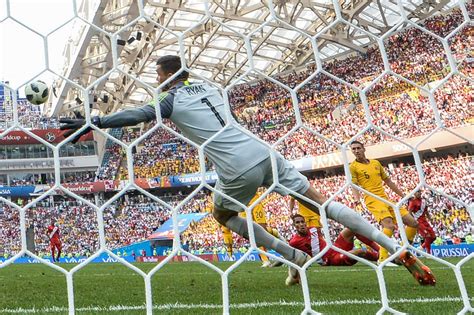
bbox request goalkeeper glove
[59,117,101,143]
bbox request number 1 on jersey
[202,98,225,127]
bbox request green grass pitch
[0,258,472,314]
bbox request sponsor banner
[431,244,474,258]
[172,172,218,186]
[0,185,46,197]
[218,253,262,262]
[0,254,135,264]
[58,180,121,195]
[0,129,93,145]
[137,254,217,263]
[147,213,209,240]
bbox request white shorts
[213,153,310,212]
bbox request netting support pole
[66,273,75,315]
[145,275,153,315]
[222,274,230,315]
[454,265,473,314]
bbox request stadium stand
[0,154,471,258]
[0,8,471,260]
[91,8,473,167]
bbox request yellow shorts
[305,216,322,228]
[298,202,322,228]
[239,206,267,224]
[365,198,409,222]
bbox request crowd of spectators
[182,154,473,253]
[95,7,473,177]
[6,171,97,187]
[130,139,206,178]
[0,154,471,258]
[96,143,123,180]
[0,99,59,130]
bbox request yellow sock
[221,226,233,257]
[379,228,394,262]
[266,227,286,242]
[266,227,277,237]
[259,246,269,262]
[405,226,418,244]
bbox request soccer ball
[25,80,49,105]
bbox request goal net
[0,0,472,314]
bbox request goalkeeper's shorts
[214,153,309,212]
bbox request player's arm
[424,204,431,220]
[383,177,405,198]
[349,164,361,201]
[407,199,415,213]
[60,93,173,143]
[289,198,295,211]
[379,160,405,198]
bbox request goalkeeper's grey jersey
[100,81,270,182]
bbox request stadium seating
[0,154,470,257]
[0,9,472,258]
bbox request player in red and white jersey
[408,191,436,254]
[47,220,62,262]
[286,214,379,285]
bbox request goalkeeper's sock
[225,215,301,261]
[266,227,287,243]
[326,202,398,255]
[405,226,417,244]
[379,228,394,262]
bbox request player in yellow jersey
[349,141,418,265]
[221,192,286,267]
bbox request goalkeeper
[60,55,435,286]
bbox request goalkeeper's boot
[398,251,436,286]
[285,251,310,286]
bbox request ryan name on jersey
[184,85,207,95]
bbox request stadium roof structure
[45,0,459,117]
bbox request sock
[355,233,380,252]
[405,226,417,244]
[225,215,299,261]
[51,247,56,261]
[326,202,397,256]
[221,226,233,257]
[259,247,269,262]
[379,228,394,262]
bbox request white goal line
[1,296,471,313]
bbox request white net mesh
[0,0,472,314]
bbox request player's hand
[59,118,91,143]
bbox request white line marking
[0,265,467,278]
[0,296,471,313]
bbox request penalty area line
[0,296,471,313]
